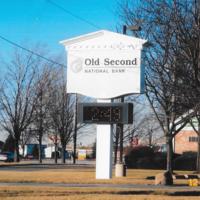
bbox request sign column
[96,99,113,179]
[60,30,147,180]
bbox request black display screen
[83,106,122,123]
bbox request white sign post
[95,99,113,179]
[60,30,147,179]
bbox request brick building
[174,122,198,154]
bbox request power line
[47,0,101,29]
[0,35,66,68]
[0,0,102,67]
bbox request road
[0,159,95,171]
[0,181,200,192]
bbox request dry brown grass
[2,195,200,200]
[0,167,199,199]
[0,168,163,185]
[0,167,194,185]
[0,185,200,200]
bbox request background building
[174,121,198,154]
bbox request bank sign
[60,30,147,99]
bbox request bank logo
[70,58,83,73]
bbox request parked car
[25,154,34,159]
[0,152,14,162]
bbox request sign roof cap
[60,29,147,48]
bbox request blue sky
[0,0,122,142]
[0,0,120,61]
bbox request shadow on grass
[168,191,200,196]
[1,190,200,197]
[117,190,200,196]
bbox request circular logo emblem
[70,58,83,73]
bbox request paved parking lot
[0,159,95,171]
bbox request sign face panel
[61,30,146,99]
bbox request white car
[0,153,8,161]
[0,152,14,162]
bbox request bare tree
[190,110,200,173]
[48,132,59,164]
[72,94,93,164]
[113,96,153,164]
[20,129,32,157]
[138,114,162,147]
[32,66,54,163]
[173,0,200,173]
[0,49,37,162]
[49,70,74,164]
[118,0,197,178]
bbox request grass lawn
[0,167,163,184]
[0,167,194,185]
[0,165,199,199]
[0,185,200,200]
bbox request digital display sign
[78,103,133,124]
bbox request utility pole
[119,25,141,163]
[115,25,141,176]
[116,25,127,164]
[118,26,127,163]
[73,94,78,164]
